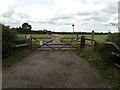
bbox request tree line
[11,22,110,35]
[13,23,52,34]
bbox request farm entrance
[38,36,80,51]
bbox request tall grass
[73,47,120,88]
[3,40,39,69]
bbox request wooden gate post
[30,36,32,47]
[76,34,79,40]
[81,36,85,48]
[94,41,97,50]
[25,34,32,48]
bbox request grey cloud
[46,21,56,24]
[15,0,54,8]
[102,2,117,14]
[78,2,118,24]
[92,16,109,22]
[1,7,14,18]
[77,10,100,16]
[0,11,31,28]
[64,22,73,25]
[28,13,75,25]
[46,19,74,25]
[15,12,31,19]
[83,15,109,22]
[50,15,75,21]
[42,20,72,25]
[59,16,74,20]
[77,12,91,16]
[0,17,22,27]
[28,20,56,25]
[2,10,14,18]
[36,15,75,25]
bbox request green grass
[3,34,47,69]
[73,47,120,88]
[58,34,109,41]
[32,34,48,39]
[2,42,39,69]
[2,33,119,88]
[17,34,108,41]
[17,34,48,39]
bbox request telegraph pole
[72,24,75,39]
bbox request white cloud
[0,0,119,32]
[0,0,14,17]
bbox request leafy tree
[22,23,32,34]
[22,23,29,30]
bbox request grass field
[56,34,109,41]
[3,34,44,69]
[17,34,48,39]
[17,34,109,41]
[4,33,119,88]
[3,41,39,69]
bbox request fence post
[76,34,79,40]
[25,34,32,48]
[94,41,97,50]
[81,36,85,48]
[29,35,32,48]
[91,30,94,46]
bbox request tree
[22,23,32,34]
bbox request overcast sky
[0,0,119,32]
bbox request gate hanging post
[93,41,97,50]
[30,35,32,48]
[25,34,32,48]
[81,36,85,48]
[76,34,78,40]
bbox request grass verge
[3,34,48,69]
[73,47,120,88]
[2,43,38,69]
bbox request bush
[98,44,116,65]
[2,25,18,57]
[98,33,120,66]
[107,33,120,46]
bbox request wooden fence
[103,42,120,68]
[13,36,32,48]
[80,36,97,48]
[80,36,120,68]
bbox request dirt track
[3,50,109,88]
[3,37,109,88]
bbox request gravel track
[3,50,109,88]
[3,37,109,88]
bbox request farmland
[3,32,120,88]
[56,34,109,41]
[17,34,48,39]
[17,34,109,41]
